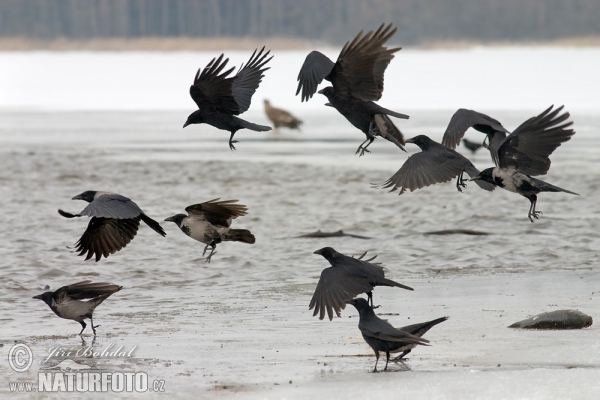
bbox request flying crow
[462,138,484,154]
[373,135,496,194]
[345,298,430,372]
[164,198,255,263]
[470,105,578,222]
[33,281,122,335]
[263,99,302,133]
[183,48,273,150]
[58,191,166,262]
[296,23,408,155]
[310,247,413,321]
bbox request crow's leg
[202,243,211,256]
[482,135,490,150]
[228,132,238,151]
[456,171,467,192]
[391,349,411,361]
[90,316,100,336]
[367,291,380,309]
[205,245,217,263]
[527,195,542,222]
[372,350,380,373]
[78,321,87,336]
[355,137,371,156]
[384,351,391,371]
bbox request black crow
[441,109,510,163]
[470,105,578,222]
[345,298,430,372]
[183,48,273,150]
[296,23,408,155]
[310,247,413,321]
[462,138,483,154]
[58,191,166,262]
[164,198,255,262]
[33,281,122,335]
[373,135,496,194]
[263,99,302,133]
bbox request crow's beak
[324,102,333,107]
[405,137,415,144]
[344,299,356,305]
[164,216,175,222]
[32,294,43,300]
[469,174,482,182]
[183,121,190,128]
[71,194,83,200]
[317,89,325,95]
[313,249,323,255]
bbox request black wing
[441,109,509,149]
[78,194,143,219]
[54,281,122,302]
[296,51,336,102]
[361,322,430,345]
[185,198,248,228]
[74,217,140,262]
[496,105,574,176]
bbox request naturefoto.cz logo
[8,343,165,393]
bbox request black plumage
[33,281,122,335]
[296,23,408,155]
[373,135,496,195]
[470,105,578,222]
[58,191,166,262]
[183,48,273,150]
[263,99,302,132]
[345,298,431,372]
[310,247,413,321]
[389,316,448,361]
[462,138,484,154]
[164,198,255,262]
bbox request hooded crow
[183,48,273,150]
[345,298,430,372]
[58,191,166,262]
[373,135,496,194]
[441,108,509,163]
[310,247,413,321]
[296,23,408,155]
[164,198,255,263]
[470,105,578,222]
[263,99,302,133]
[33,281,122,335]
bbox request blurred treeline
[1,0,599,44]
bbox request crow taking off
[33,281,122,335]
[470,105,578,222]
[58,191,166,262]
[373,135,496,195]
[183,48,273,150]
[310,247,413,321]
[263,99,302,133]
[296,23,408,155]
[164,199,255,263]
[345,298,430,372]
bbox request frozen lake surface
[0,49,599,398]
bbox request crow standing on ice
[470,105,578,222]
[164,199,255,263]
[345,298,431,372]
[58,191,166,262]
[263,99,302,133]
[296,23,408,155]
[33,281,122,335]
[183,48,273,150]
[373,135,496,195]
[310,247,413,321]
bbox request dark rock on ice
[509,310,593,330]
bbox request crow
[345,298,430,372]
[462,138,484,154]
[296,23,408,155]
[470,105,578,222]
[263,99,302,133]
[58,191,166,262]
[183,48,273,150]
[33,281,122,335]
[164,198,255,263]
[310,247,413,321]
[441,108,510,163]
[373,135,496,194]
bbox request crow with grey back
[296,23,408,155]
[263,99,302,133]
[310,247,413,321]
[470,105,578,222]
[33,281,122,335]
[346,298,431,372]
[183,48,273,150]
[58,191,166,262]
[373,135,496,195]
[164,199,255,263]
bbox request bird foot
[528,211,543,222]
[205,251,217,263]
[228,140,238,151]
[355,146,371,157]
[372,305,381,310]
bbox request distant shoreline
[0,36,599,51]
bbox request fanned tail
[224,229,255,244]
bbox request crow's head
[469,168,495,185]
[183,110,203,128]
[313,247,339,260]
[317,87,335,101]
[405,135,434,150]
[72,191,97,203]
[33,291,54,308]
[164,214,187,226]
[345,297,370,311]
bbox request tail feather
[58,209,79,218]
[374,114,406,151]
[401,317,449,337]
[224,228,255,244]
[140,214,166,237]
[379,277,413,291]
[373,105,409,120]
[240,120,272,132]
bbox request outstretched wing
[496,105,574,176]
[185,198,249,228]
[230,47,273,114]
[296,51,336,102]
[74,217,140,262]
[54,281,122,302]
[441,109,509,150]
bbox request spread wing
[309,267,374,321]
[230,47,273,114]
[496,105,574,176]
[442,109,509,149]
[185,198,248,228]
[296,51,336,102]
[79,194,143,219]
[54,281,122,302]
[73,217,140,262]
